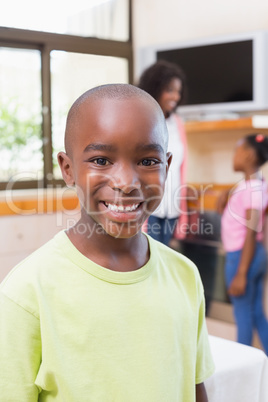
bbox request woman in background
[138,60,188,246]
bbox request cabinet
[184,115,268,134]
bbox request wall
[133,0,268,57]
[0,210,80,282]
[186,129,268,183]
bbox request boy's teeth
[106,203,139,212]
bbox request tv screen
[157,40,253,106]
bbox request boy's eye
[140,159,157,166]
[92,158,110,166]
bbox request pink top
[221,179,268,252]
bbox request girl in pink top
[218,134,268,354]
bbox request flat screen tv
[137,31,268,119]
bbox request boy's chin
[102,221,142,240]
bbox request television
[137,31,268,120]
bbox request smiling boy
[0,84,214,401]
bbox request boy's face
[59,96,172,239]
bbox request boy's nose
[109,165,141,194]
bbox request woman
[138,60,188,245]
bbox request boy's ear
[57,152,75,187]
[165,152,173,177]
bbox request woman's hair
[245,133,268,166]
[138,60,187,107]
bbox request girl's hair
[245,133,268,166]
[138,60,187,106]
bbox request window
[0,47,43,183]
[0,0,129,41]
[0,0,132,190]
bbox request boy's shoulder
[147,234,201,279]
[147,235,204,303]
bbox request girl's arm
[196,383,208,402]
[228,208,259,297]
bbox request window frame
[0,0,133,190]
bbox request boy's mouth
[103,202,142,213]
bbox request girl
[138,60,188,246]
[219,133,268,354]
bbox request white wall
[0,211,80,282]
[133,0,268,55]
[186,130,268,183]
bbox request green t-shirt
[0,231,214,401]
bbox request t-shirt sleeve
[0,292,41,401]
[195,278,215,384]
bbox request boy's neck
[66,222,150,273]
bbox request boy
[0,84,214,401]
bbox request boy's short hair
[64,83,168,155]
